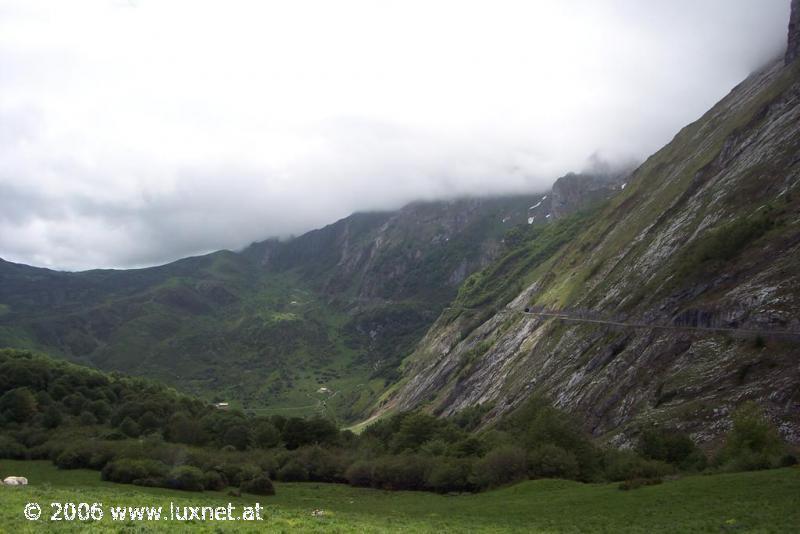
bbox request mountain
[0,179,623,419]
[0,186,620,419]
[375,21,800,446]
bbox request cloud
[0,0,791,270]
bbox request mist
[0,0,790,270]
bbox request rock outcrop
[788,0,800,64]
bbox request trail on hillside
[446,306,800,339]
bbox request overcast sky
[0,0,791,270]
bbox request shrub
[216,463,261,486]
[618,477,663,491]
[372,455,432,491]
[450,436,484,458]
[55,449,83,469]
[253,420,280,449]
[101,459,168,485]
[203,470,228,491]
[390,413,443,453]
[294,446,342,482]
[54,443,113,470]
[716,402,785,471]
[79,411,98,425]
[420,438,449,456]
[528,444,580,479]
[166,466,205,491]
[637,426,705,470]
[240,475,275,496]
[276,460,309,482]
[0,387,38,423]
[602,450,674,482]
[344,460,374,487]
[472,445,528,489]
[119,416,141,438]
[223,425,252,451]
[41,405,63,429]
[0,435,26,459]
[426,458,473,493]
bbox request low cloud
[0,0,790,270]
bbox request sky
[0,0,791,271]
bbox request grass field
[1,460,799,532]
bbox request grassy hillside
[0,253,374,417]
[1,460,798,532]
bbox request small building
[214,402,230,410]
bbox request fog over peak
[0,0,790,270]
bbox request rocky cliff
[788,0,800,64]
[378,56,800,446]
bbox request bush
[472,446,527,489]
[216,463,261,486]
[276,460,309,482]
[240,475,275,496]
[54,443,113,470]
[119,416,141,438]
[0,387,38,423]
[426,458,473,493]
[55,449,83,469]
[101,459,168,485]
[716,402,785,471]
[223,425,252,451]
[203,470,228,491]
[618,477,663,491]
[294,446,342,482]
[638,426,688,462]
[0,435,26,459]
[253,420,280,449]
[602,450,674,482]
[372,455,432,491]
[41,405,63,429]
[344,460,374,487]
[79,411,98,425]
[528,444,580,479]
[166,466,206,491]
[779,454,798,467]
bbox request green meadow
[1,460,798,532]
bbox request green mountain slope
[379,56,800,445]
[4,194,593,419]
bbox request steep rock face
[550,172,627,218]
[380,58,800,445]
[788,0,800,65]
[244,196,543,304]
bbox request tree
[138,411,161,433]
[42,404,63,429]
[119,416,141,438]
[253,420,280,449]
[472,446,527,488]
[390,413,441,453]
[717,402,785,470]
[223,424,252,451]
[167,412,208,445]
[0,387,38,423]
